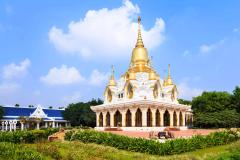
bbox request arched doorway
[147,108,152,127]
[156,109,160,126]
[114,110,122,127]
[106,112,110,127]
[99,112,103,127]
[135,108,142,127]
[173,111,177,126]
[126,109,132,127]
[164,110,170,126]
[180,111,183,126]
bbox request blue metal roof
[2,107,64,118]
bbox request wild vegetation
[65,129,240,156]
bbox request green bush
[65,129,240,156]
[0,128,59,143]
[0,142,45,160]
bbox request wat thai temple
[91,17,193,131]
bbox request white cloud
[233,28,240,33]
[40,65,85,85]
[5,4,13,14]
[178,82,203,100]
[49,0,165,59]
[89,69,110,86]
[2,58,31,79]
[0,82,20,96]
[199,39,225,54]
[62,91,81,104]
[182,50,190,57]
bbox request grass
[19,140,240,160]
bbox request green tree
[231,86,240,113]
[192,91,240,128]
[0,105,4,119]
[63,99,103,127]
[178,99,192,105]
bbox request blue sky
[0,0,240,107]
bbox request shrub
[0,128,59,143]
[36,143,62,160]
[0,142,44,160]
[65,129,240,156]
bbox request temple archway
[126,109,132,127]
[156,109,160,126]
[173,111,177,126]
[164,110,170,126]
[135,108,142,127]
[180,111,183,126]
[114,110,122,127]
[147,108,152,127]
[106,112,110,127]
[99,112,103,127]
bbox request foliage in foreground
[65,129,240,156]
[0,142,45,160]
[0,128,58,143]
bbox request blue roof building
[1,105,70,130]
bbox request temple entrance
[126,109,132,127]
[99,112,103,127]
[114,110,122,127]
[173,111,177,126]
[156,109,160,126]
[135,108,142,127]
[106,112,110,127]
[180,112,183,126]
[164,110,170,126]
[147,108,152,127]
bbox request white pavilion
[91,17,193,131]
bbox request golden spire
[166,64,173,85]
[136,16,144,47]
[130,16,150,69]
[108,65,116,86]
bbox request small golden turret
[108,65,116,86]
[164,64,173,86]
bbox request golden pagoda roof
[130,16,150,68]
[108,66,116,86]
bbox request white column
[45,122,48,128]
[176,111,180,127]
[1,122,4,131]
[182,112,186,126]
[20,122,24,131]
[169,110,174,127]
[151,108,157,127]
[56,122,59,128]
[141,108,147,127]
[130,109,136,127]
[13,120,17,131]
[36,122,40,130]
[110,111,115,127]
[119,109,127,127]
[96,112,100,127]
[102,112,107,127]
[65,122,68,127]
[52,121,55,128]
[5,121,8,131]
[160,110,164,127]
[9,121,13,132]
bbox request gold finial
[168,64,171,78]
[136,16,144,47]
[108,65,116,86]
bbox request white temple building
[91,17,193,131]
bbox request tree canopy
[0,105,4,119]
[63,99,103,127]
[192,87,240,128]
